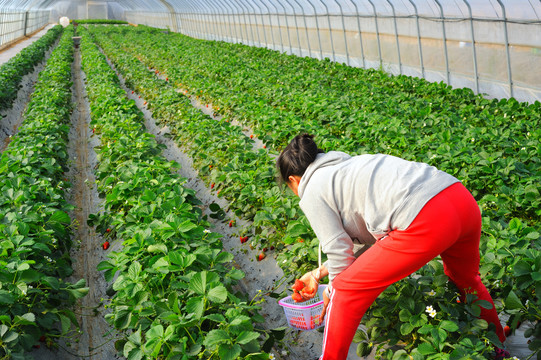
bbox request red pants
[320,183,505,360]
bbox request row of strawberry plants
[84,26,311,274]
[97,25,540,225]
[88,26,541,358]
[0,25,63,111]
[0,25,89,359]
[77,26,269,360]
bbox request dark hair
[276,134,324,183]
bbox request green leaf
[236,331,260,345]
[114,309,132,329]
[208,285,227,303]
[218,343,241,360]
[189,271,207,295]
[186,296,205,319]
[147,243,168,253]
[504,290,523,310]
[48,210,71,224]
[203,329,229,348]
[400,322,414,335]
[439,320,458,332]
[356,342,373,357]
[417,342,436,355]
[146,324,164,340]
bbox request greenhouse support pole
[186,2,202,38]
[462,0,479,94]
[243,0,262,46]
[306,0,324,60]
[251,0,268,46]
[291,0,312,58]
[283,0,301,56]
[317,0,336,61]
[231,0,252,45]
[347,0,366,68]
[156,0,179,33]
[195,2,211,39]
[256,0,274,49]
[181,1,196,37]
[333,0,350,66]
[223,0,243,44]
[496,0,513,98]
[367,0,382,68]
[408,0,424,78]
[276,0,293,54]
[433,0,450,84]
[386,0,401,74]
[265,0,285,53]
[220,0,240,43]
[204,0,220,41]
[23,10,29,36]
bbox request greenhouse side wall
[0,9,50,49]
[133,2,541,105]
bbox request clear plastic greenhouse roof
[0,0,540,21]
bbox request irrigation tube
[433,0,450,84]
[496,0,513,98]
[408,0,424,78]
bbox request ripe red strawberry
[504,325,511,337]
[144,101,147,105]
[166,77,168,81]
[250,134,254,139]
[229,220,234,227]
[292,292,302,302]
[240,236,249,243]
[102,241,110,250]
[263,145,266,149]
[39,335,46,342]
[257,252,265,261]
[210,183,215,189]
[106,228,111,233]
[131,91,134,94]
[292,279,304,291]
[33,344,40,349]
[263,247,268,252]
[270,246,275,250]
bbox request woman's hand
[296,270,320,301]
[320,287,330,320]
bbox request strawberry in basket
[291,279,316,302]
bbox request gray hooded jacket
[297,151,459,281]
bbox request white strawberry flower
[428,290,436,296]
[203,229,211,234]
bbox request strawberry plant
[0,25,62,110]
[0,25,88,358]
[78,26,269,360]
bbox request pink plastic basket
[278,285,327,331]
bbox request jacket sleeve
[300,197,356,282]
